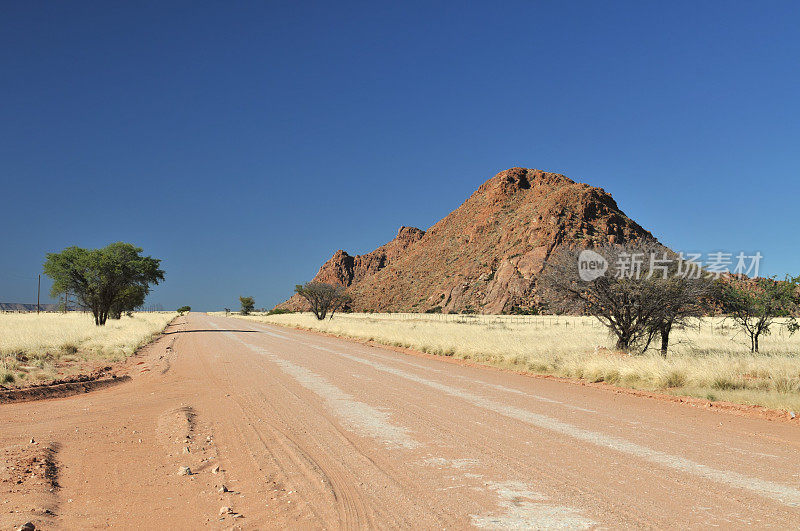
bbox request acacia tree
[719,276,798,352]
[239,296,255,315]
[43,242,164,326]
[294,282,351,320]
[540,244,710,355]
[643,276,712,356]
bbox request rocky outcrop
[277,226,425,311]
[278,168,656,314]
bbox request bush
[711,376,747,391]
[662,370,687,388]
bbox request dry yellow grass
[0,312,175,386]
[234,312,800,412]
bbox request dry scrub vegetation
[236,312,800,411]
[0,312,175,386]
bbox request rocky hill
[278,168,656,314]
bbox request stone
[178,466,192,476]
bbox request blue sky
[1,1,798,310]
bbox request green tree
[239,296,255,315]
[177,305,191,315]
[110,284,148,319]
[294,282,351,320]
[43,242,164,326]
[719,276,798,352]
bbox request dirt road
[2,313,800,529]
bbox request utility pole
[37,275,41,314]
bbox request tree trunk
[754,333,759,353]
[660,322,672,357]
[615,334,630,351]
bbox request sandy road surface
[2,313,800,529]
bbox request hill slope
[280,168,656,314]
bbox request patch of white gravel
[471,481,595,529]
[267,352,420,449]
[423,457,480,469]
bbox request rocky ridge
[278,168,655,314]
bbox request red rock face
[277,226,425,311]
[314,226,426,287]
[278,168,656,314]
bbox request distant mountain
[279,167,656,314]
[0,303,61,312]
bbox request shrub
[775,376,800,394]
[61,343,79,354]
[662,370,687,388]
[711,376,747,391]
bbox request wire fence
[268,311,797,336]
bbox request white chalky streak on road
[210,323,420,449]
[304,344,800,508]
[360,348,597,413]
[241,321,599,414]
[250,343,420,449]
[214,329,422,451]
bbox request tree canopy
[43,242,164,325]
[239,296,255,315]
[540,244,712,354]
[719,276,798,352]
[294,282,351,320]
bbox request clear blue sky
[1,1,798,311]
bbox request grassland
[0,312,175,386]
[234,312,800,412]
